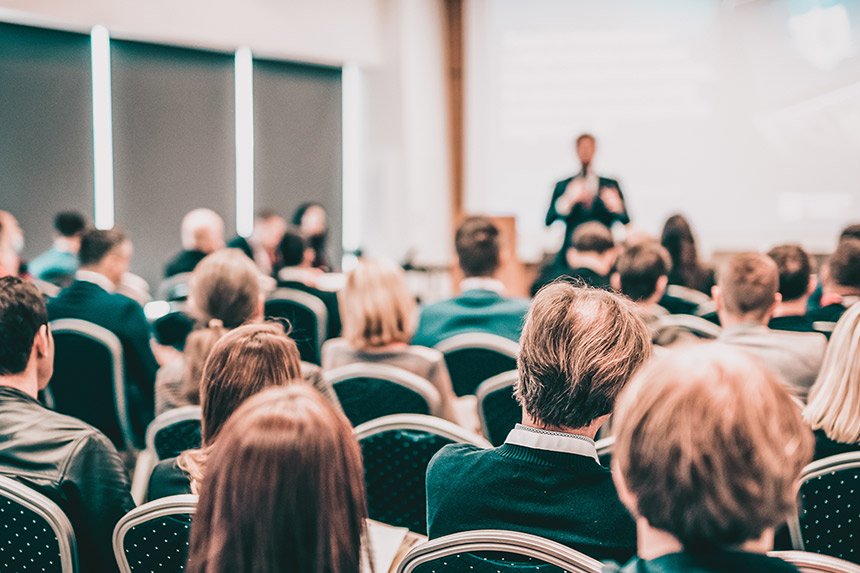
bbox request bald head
[181,209,225,253]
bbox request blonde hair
[340,258,416,348]
[613,345,813,550]
[804,303,860,444]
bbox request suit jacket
[531,263,611,296]
[47,280,160,441]
[546,174,629,255]
[163,249,207,278]
[412,289,530,348]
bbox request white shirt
[504,424,599,462]
[460,277,505,295]
[75,270,115,293]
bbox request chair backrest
[265,288,328,364]
[355,415,491,535]
[435,333,519,396]
[326,363,442,426]
[113,494,197,573]
[651,314,722,344]
[769,551,860,573]
[396,529,602,573]
[788,452,860,564]
[476,370,520,446]
[0,475,78,573]
[157,273,193,302]
[48,318,133,451]
[145,406,203,461]
[595,435,614,468]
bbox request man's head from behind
[714,253,779,326]
[568,222,616,275]
[612,346,812,551]
[0,277,53,392]
[767,244,813,304]
[824,238,860,296]
[277,228,314,269]
[79,228,132,286]
[614,241,672,304]
[181,208,225,254]
[516,283,651,431]
[455,217,502,278]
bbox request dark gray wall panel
[112,40,235,288]
[0,23,93,261]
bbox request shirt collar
[504,424,598,462]
[75,270,115,293]
[460,277,505,295]
[277,267,318,285]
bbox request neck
[567,252,610,276]
[637,518,774,560]
[772,297,808,318]
[718,312,768,329]
[0,371,39,399]
[521,411,602,439]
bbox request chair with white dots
[788,452,860,565]
[435,334,519,397]
[113,494,196,573]
[355,415,491,536]
[768,550,860,572]
[395,529,602,573]
[0,475,77,573]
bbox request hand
[599,187,624,214]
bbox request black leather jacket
[0,386,135,573]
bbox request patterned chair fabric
[145,406,203,461]
[435,334,519,397]
[476,371,520,446]
[0,475,77,573]
[355,415,491,535]
[264,289,328,365]
[113,495,197,573]
[396,529,602,573]
[789,452,860,564]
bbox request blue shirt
[28,246,78,286]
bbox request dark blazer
[276,279,342,339]
[531,263,611,296]
[412,289,530,348]
[47,279,160,441]
[813,429,860,461]
[604,551,800,572]
[546,174,629,255]
[226,235,254,260]
[163,249,207,278]
[769,314,818,333]
[147,457,190,501]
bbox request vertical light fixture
[91,25,114,229]
[235,46,255,237]
[341,63,363,270]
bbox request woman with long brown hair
[187,385,370,573]
[659,214,714,295]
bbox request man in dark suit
[426,284,651,562]
[163,208,225,278]
[807,238,860,324]
[766,244,818,333]
[47,228,160,444]
[545,133,629,259]
[531,221,616,295]
[413,217,530,347]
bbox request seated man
[47,228,160,445]
[163,208,225,278]
[427,283,651,561]
[276,228,342,338]
[766,244,817,333]
[714,253,826,399]
[0,276,134,573]
[531,221,616,295]
[807,238,860,324]
[413,216,530,347]
[28,211,87,287]
[228,209,287,275]
[607,345,812,572]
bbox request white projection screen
[464,0,860,261]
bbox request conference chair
[355,414,491,535]
[475,370,520,446]
[264,288,328,364]
[0,475,78,573]
[156,273,193,302]
[769,551,860,573]
[788,452,860,564]
[395,529,602,573]
[113,495,197,573]
[145,300,195,351]
[326,363,442,426]
[651,313,722,345]
[595,435,614,467]
[434,333,519,397]
[48,319,135,451]
[663,284,713,316]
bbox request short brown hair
[571,222,614,254]
[341,258,415,348]
[516,283,651,429]
[455,217,501,277]
[78,228,128,266]
[767,244,812,302]
[717,253,778,321]
[827,238,860,291]
[613,346,813,549]
[616,241,672,302]
[0,277,47,375]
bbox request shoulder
[428,443,489,472]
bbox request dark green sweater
[604,550,800,572]
[426,442,637,563]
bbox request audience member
[531,221,616,295]
[293,201,334,271]
[47,228,160,444]
[426,283,651,561]
[807,238,860,324]
[148,323,304,499]
[413,217,530,347]
[0,276,133,573]
[660,214,715,294]
[275,228,342,338]
[803,303,860,460]
[840,223,860,242]
[28,211,87,287]
[0,210,23,277]
[186,385,369,573]
[713,253,825,399]
[606,345,813,572]
[164,208,226,278]
[322,258,459,422]
[227,209,287,275]
[766,244,817,333]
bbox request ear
[610,272,621,292]
[655,275,669,298]
[34,324,50,357]
[711,286,722,311]
[807,275,818,296]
